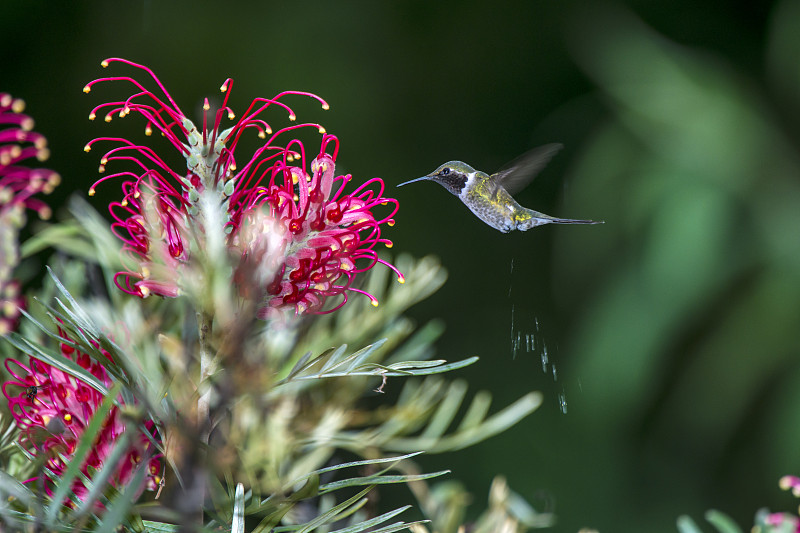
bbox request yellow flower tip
[385,242,393,249]
[104,115,112,122]
[322,103,330,110]
[387,219,395,227]
[370,298,379,307]
[133,191,140,199]
[88,112,96,121]
[63,413,72,422]
[287,154,294,162]
[258,131,266,139]
[318,126,326,134]
[292,173,299,184]
[141,266,151,277]
[293,194,299,201]
[228,111,235,120]
[100,157,108,165]
[265,127,273,135]
[101,59,109,68]
[120,198,128,207]
[83,143,92,152]
[88,188,96,196]
[11,98,25,113]
[230,163,237,171]
[145,125,153,136]
[118,110,126,118]
[140,286,150,297]
[98,165,105,173]
[82,85,92,94]
[397,275,405,284]
[381,201,388,206]
[203,101,210,111]
[38,207,52,220]
[288,113,297,122]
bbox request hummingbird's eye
[440,167,450,176]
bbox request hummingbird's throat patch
[439,173,468,195]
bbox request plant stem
[197,310,213,442]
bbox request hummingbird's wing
[491,143,563,196]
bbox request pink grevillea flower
[2,329,162,503]
[760,513,800,533]
[0,93,60,334]
[781,475,800,497]
[754,476,800,533]
[84,58,402,316]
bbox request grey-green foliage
[0,198,547,533]
[677,510,743,533]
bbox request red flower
[84,58,401,316]
[0,93,60,333]
[2,330,162,503]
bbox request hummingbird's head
[397,161,475,196]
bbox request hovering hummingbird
[397,144,602,233]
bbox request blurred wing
[492,143,564,196]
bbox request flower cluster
[84,58,401,316]
[2,329,162,502]
[0,93,60,333]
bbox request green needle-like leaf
[319,471,449,494]
[95,458,148,533]
[327,506,411,533]
[385,391,542,453]
[46,267,99,337]
[73,432,132,518]
[419,381,467,440]
[294,486,373,533]
[676,515,704,533]
[704,510,743,533]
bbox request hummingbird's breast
[461,175,522,233]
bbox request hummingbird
[397,144,602,233]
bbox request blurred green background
[4,1,800,531]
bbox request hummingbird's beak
[396,176,431,188]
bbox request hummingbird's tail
[545,217,603,225]
[516,212,603,231]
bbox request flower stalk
[197,309,213,441]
